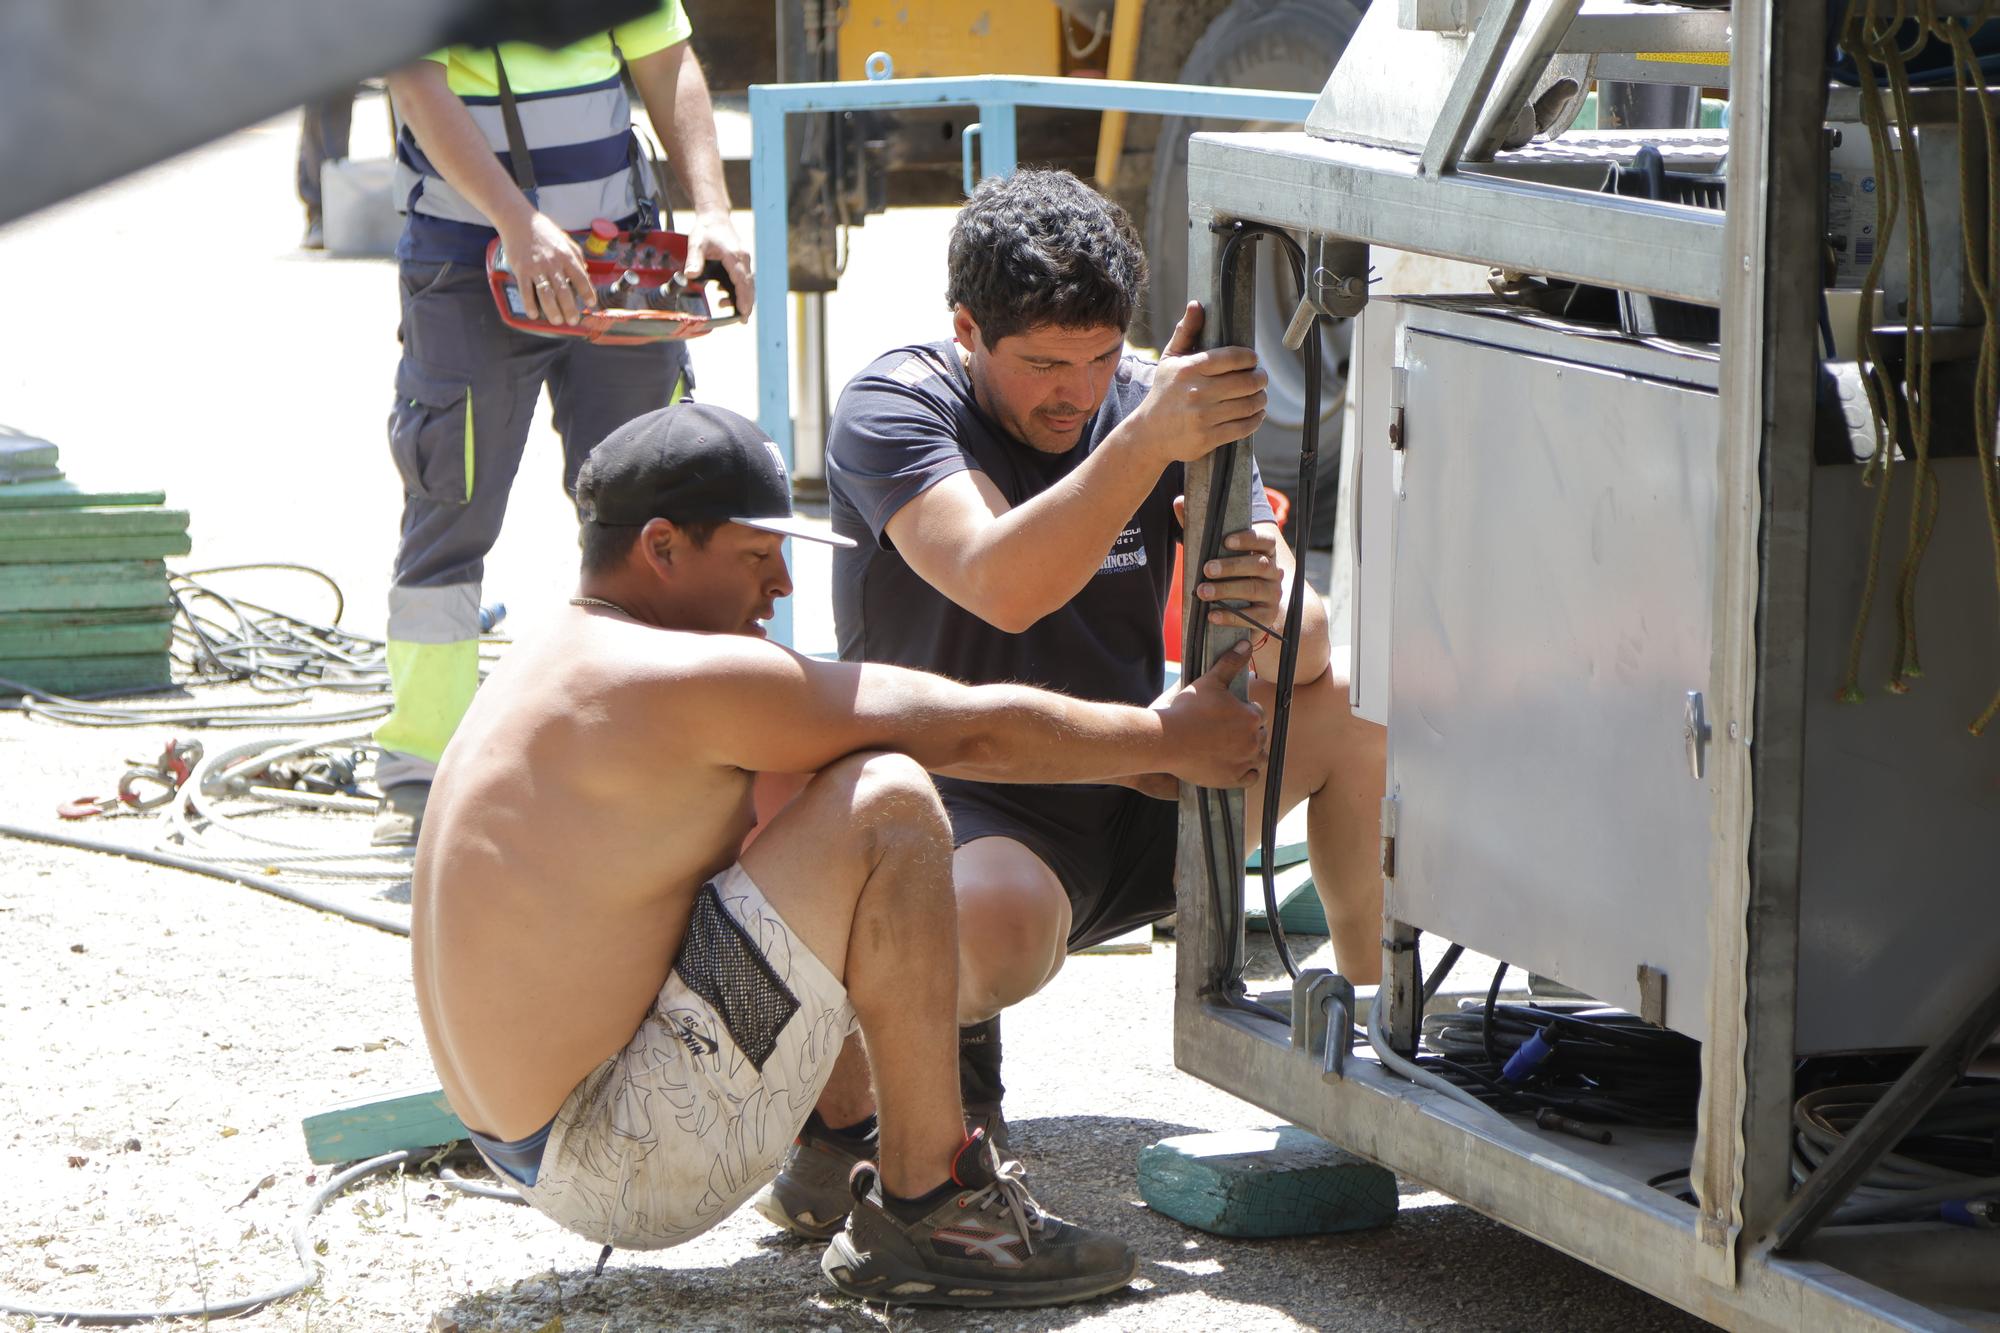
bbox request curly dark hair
[946,169,1147,348]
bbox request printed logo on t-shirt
[1097,524,1148,575]
[888,353,939,388]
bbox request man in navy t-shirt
[753,170,1386,1240]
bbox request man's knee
[814,750,950,858]
[953,840,1071,1011]
[1260,662,1382,781]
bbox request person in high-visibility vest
[372,3,753,846]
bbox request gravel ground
[0,99,1713,1332]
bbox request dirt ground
[0,100,1712,1332]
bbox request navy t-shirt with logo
[827,339,1270,707]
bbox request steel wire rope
[1839,0,1921,702]
[1934,5,2000,731]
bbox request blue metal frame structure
[746,74,1314,644]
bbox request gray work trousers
[376,258,689,787]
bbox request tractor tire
[1146,0,1363,549]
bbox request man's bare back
[413,609,762,1141]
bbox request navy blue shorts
[934,778,1177,951]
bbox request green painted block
[0,561,168,612]
[0,619,175,656]
[0,532,192,563]
[0,604,174,630]
[1245,868,1329,936]
[0,433,60,483]
[0,479,167,510]
[0,652,171,695]
[1138,1127,1398,1238]
[0,505,189,538]
[302,1087,469,1165]
[1244,839,1310,872]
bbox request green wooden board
[1244,839,1310,872]
[1138,1127,1398,1238]
[0,561,168,613]
[0,620,174,656]
[0,479,167,510]
[0,506,189,538]
[0,434,60,484]
[302,1087,468,1165]
[0,533,192,564]
[1244,866,1329,936]
[0,604,174,629]
[0,652,171,695]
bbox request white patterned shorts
[502,863,857,1250]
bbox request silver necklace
[570,596,633,616]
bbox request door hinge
[1379,793,1400,878]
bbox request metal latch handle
[1684,690,1712,780]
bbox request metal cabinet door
[1387,327,1719,1038]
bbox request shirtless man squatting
[411,401,1269,1308]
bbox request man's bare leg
[1247,658,1388,987]
[798,834,1071,1133]
[740,750,963,1198]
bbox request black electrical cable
[1188,220,1325,996]
[1482,961,1509,1068]
[1421,942,1465,1007]
[1418,980,1704,1126]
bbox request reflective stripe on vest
[394,75,640,231]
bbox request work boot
[960,1016,1009,1152]
[752,1111,877,1240]
[370,781,430,848]
[821,1130,1137,1309]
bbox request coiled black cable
[1416,964,1703,1127]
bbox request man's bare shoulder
[534,619,815,695]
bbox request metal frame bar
[1699,0,1829,1286]
[1466,0,1585,159]
[1186,131,1726,304]
[1400,0,1733,52]
[746,75,1313,645]
[1420,0,1534,176]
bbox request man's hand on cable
[1153,641,1267,790]
[685,212,755,318]
[503,211,597,326]
[1172,495,1289,671]
[1119,301,1268,465]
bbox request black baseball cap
[575,403,855,548]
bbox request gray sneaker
[752,1114,874,1240]
[821,1132,1136,1309]
[370,782,429,849]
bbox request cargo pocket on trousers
[673,883,800,1072]
[388,362,473,504]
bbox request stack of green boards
[0,432,185,696]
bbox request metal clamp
[1281,235,1369,350]
[1293,969,1357,1081]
